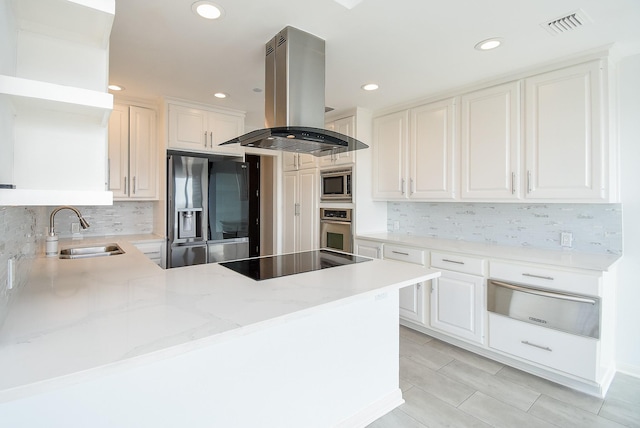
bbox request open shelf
[0,189,113,206]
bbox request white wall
[616,53,640,376]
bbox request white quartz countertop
[357,233,621,272]
[0,239,439,402]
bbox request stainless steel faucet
[49,206,90,236]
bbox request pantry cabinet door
[129,106,157,199]
[460,81,520,200]
[524,60,605,200]
[372,110,408,199]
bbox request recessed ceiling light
[108,84,124,91]
[192,1,224,20]
[361,83,379,91]
[214,92,228,99]
[474,38,502,51]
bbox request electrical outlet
[561,232,573,248]
[393,221,400,230]
[71,222,80,234]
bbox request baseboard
[335,388,404,428]
[615,362,640,379]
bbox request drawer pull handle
[522,273,554,281]
[490,280,597,304]
[442,258,464,265]
[521,340,552,352]
[392,251,409,256]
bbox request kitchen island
[0,240,440,427]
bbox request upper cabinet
[0,0,115,205]
[283,152,317,171]
[321,115,356,167]
[373,98,456,200]
[167,103,245,156]
[108,104,158,200]
[371,55,617,203]
[524,60,609,201]
[460,82,520,200]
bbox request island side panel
[0,289,402,428]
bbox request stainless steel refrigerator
[167,153,249,268]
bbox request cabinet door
[209,112,243,155]
[431,270,484,344]
[410,98,456,199]
[298,169,318,251]
[129,106,157,199]
[525,61,605,200]
[373,111,408,199]
[460,81,520,200]
[400,282,426,323]
[297,154,317,170]
[108,104,129,199]
[354,240,382,259]
[282,171,298,254]
[322,116,355,166]
[168,105,208,151]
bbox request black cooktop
[219,249,372,281]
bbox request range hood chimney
[220,26,368,157]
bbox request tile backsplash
[51,202,155,238]
[388,202,623,255]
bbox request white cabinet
[354,239,382,259]
[0,0,114,206]
[383,244,428,323]
[524,60,608,201]
[167,103,244,156]
[283,169,318,253]
[108,104,158,200]
[460,81,520,200]
[283,153,317,171]
[373,98,456,200]
[430,252,486,344]
[321,115,356,167]
[132,240,164,267]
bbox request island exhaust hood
[220,26,368,157]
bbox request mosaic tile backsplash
[388,202,623,255]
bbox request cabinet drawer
[383,245,425,265]
[488,313,597,380]
[431,251,485,276]
[490,261,600,296]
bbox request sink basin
[59,244,124,259]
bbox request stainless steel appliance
[321,168,352,202]
[487,279,600,338]
[220,26,368,156]
[320,208,353,253]
[167,153,249,268]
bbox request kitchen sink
[59,244,124,259]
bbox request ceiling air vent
[542,9,592,35]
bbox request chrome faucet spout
[49,206,90,236]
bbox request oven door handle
[490,280,597,305]
[320,220,351,226]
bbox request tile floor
[368,326,640,428]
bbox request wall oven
[321,168,352,202]
[320,208,353,253]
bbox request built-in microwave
[321,168,352,202]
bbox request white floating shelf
[0,189,113,206]
[0,75,113,124]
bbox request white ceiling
[109,0,640,130]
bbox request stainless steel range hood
[220,26,368,157]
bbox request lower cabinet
[383,244,428,324]
[132,240,164,267]
[430,269,484,344]
[354,239,382,259]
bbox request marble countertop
[0,239,439,402]
[357,233,621,272]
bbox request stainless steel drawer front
[487,279,600,339]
